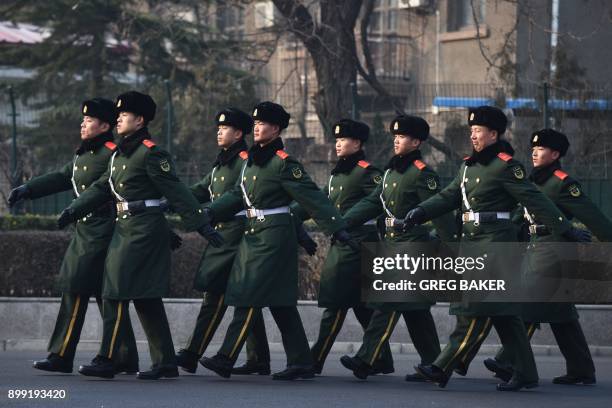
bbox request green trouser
[47,292,138,365]
[219,306,312,367]
[99,298,175,366]
[356,309,440,367]
[310,306,394,370]
[434,315,538,382]
[458,320,538,373]
[184,292,270,363]
[495,320,594,377]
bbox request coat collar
[213,139,248,167]
[248,137,284,166]
[75,131,114,155]
[464,140,515,166]
[529,160,562,185]
[385,149,422,174]
[117,127,150,157]
[331,150,366,175]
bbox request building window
[254,1,275,29]
[369,0,399,35]
[217,4,245,39]
[448,0,485,32]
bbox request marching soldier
[403,106,590,391]
[287,118,394,375]
[476,129,611,385]
[56,91,222,380]
[175,108,271,375]
[198,101,356,380]
[338,115,457,381]
[8,98,139,375]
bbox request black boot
[453,363,468,376]
[176,349,199,374]
[414,364,450,388]
[200,354,233,378]
[136,364,179,380]
[272,365,315,380]
[404,372,429,382]
[231,360,271,375]
[113,360,139,375]
[552,374,596,385]
[33,354,73,374]
[483,358,513,383]
[497,376,539,391]
[339,355,370,380]
[369,360,395,376]
[78,355,115,379]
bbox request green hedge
[0,230,327,299]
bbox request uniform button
[82,217,87,222]
[115,217,119,221]
[390,232,395,237]
[112,166,116,171]
[390,200,395,205]
[214,226,218,230]
[90,150,94,154]
[476,178,480,183]
[216,193,220,197]
[253,176,257,180]
[119,183,124,188]
[340,186,343,190]
[218,223,223,228]
[453,234,458,239]
[330,187,334,191]
[384,184,388,188]
[198,209,203,213]
[81,185,86,190]
[122,214,128,219]
[462,233,465,237]
[122,165,126,170]
[471,197,477,201]
[558,217,563,221]
[214,177,217,181]
[465,178,469,182]
[221,176,225,181]
[331,216,336,220]
[470,232,475,236]
[250,228,255,233]
[83,166,88,171]
[336,204,340,208]
[243,177,247,181]
[392,182,397,187]
[74,166,78,171]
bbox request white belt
[236,210,247,216]
[116,199,162,213]
[245,206,290,220]
[363,219,377,226]
[461,211,510,223]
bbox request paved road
[1,351,610,408]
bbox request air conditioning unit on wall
[398,0,430,9]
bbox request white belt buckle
[385,217,395,228]
[529,224,537,235]
[256,209,265,222]
[473,212,480,226]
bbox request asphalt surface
[1,351,611,408]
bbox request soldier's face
[394,134,420,155]
[80,116,110,140]
[217,125,243,149]
[335,138,361,157]
[116,112,144,136]
[253,120,279,145]
[532,146,560,168]
[470,125,498,152]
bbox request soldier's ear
[100,121,110,133]
[551,150,560,161]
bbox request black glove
[517,222,530,242]
[169,229,183,250]
[8,184,30,207]
[561,226,592,243]
[57,208,77,229]
[296,222,317,256]
[197,207,223,247]
[402,206,427,232]
[332,229,359,251]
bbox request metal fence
[2,81,612,217]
